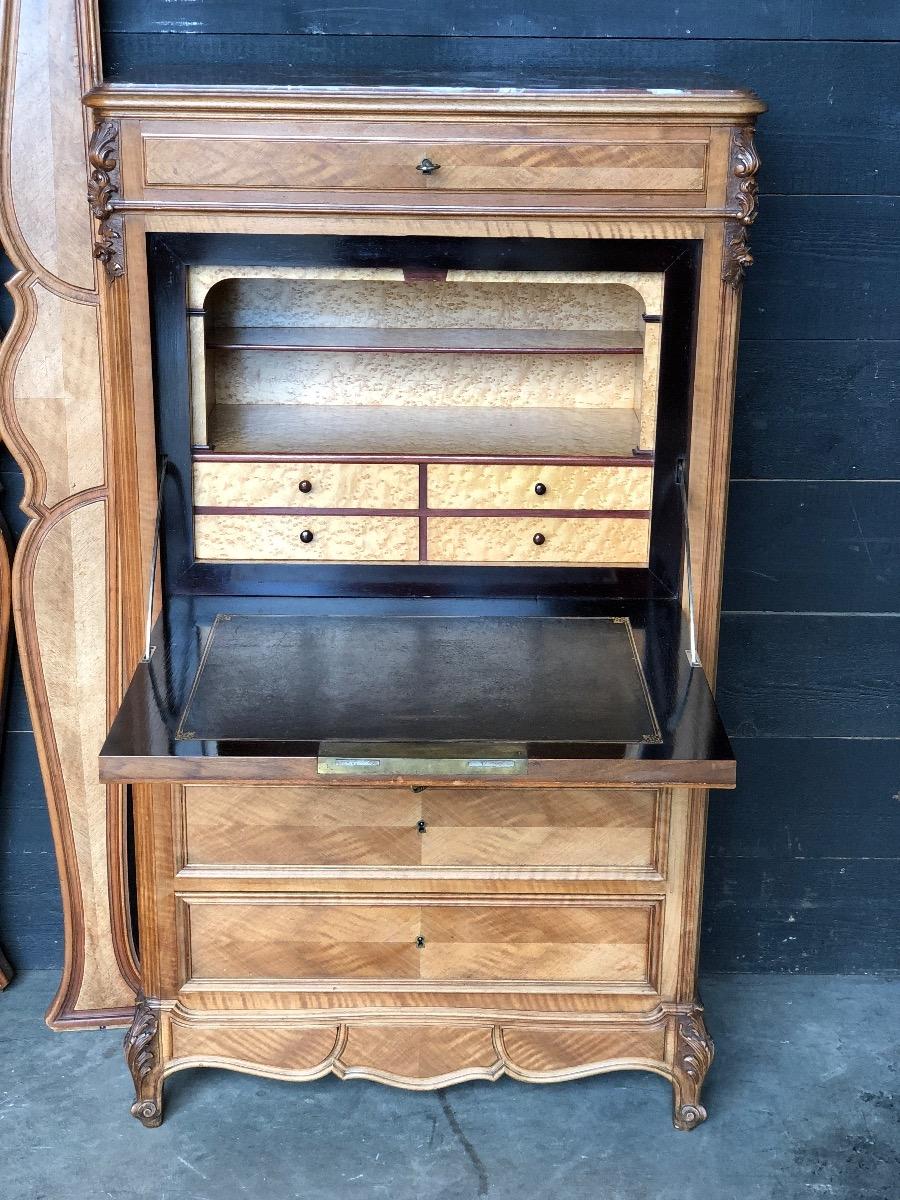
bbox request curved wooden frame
[0,0,137,1026]
[0,481,11,989]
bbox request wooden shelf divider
[199,403,650,462]
[206,326,645,355]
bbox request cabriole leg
[671,1009,715,1130]
[124,996,164,1127]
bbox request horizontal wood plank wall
[1,4,898,972]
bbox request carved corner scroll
[722,127,760,289]
[88,120,125,282]
[125,998,163,1126]
[672,1009,715,1129]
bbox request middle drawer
[180,785,665,876]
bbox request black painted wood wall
[0,3,897,972]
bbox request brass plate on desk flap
[318,742,527,777]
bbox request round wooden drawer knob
[299,529,314,544]
[534,482,547,496]
[298,479,313,494]
[533,532,546,545]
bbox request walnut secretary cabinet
[0,3,764,1133]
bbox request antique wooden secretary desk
[78,82,765,1130]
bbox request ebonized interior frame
[149,233,700,603]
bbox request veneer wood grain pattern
[0,0,137,1026]
[0,501,10,988]
[426,515,651,566]
[181,784,664,875]
[203,403,644,461]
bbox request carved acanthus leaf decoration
[87,120,125,281]
[673,1010,715,1129]
[722,126,761,288]
[678,1011,715,1084]
[124,996,161,1126]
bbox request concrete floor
[0,973,897,1200]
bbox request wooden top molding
[84,84,766,123]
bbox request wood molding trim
[0,0,137,1028]
[125,999,712,1127]
[84,83,766,121]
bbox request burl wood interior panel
[426,516,650,565]
[193,513,420,562]
[426,463,653,510]
[183,900,656,985]
[209,346,639,410]
[193,461,419,509]
[141,122,708,196]
[181,785,663,872]
[199,271,657,330]
[206,403,641,460]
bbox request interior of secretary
[188,267,663,461]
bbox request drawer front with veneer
[180,785,665,876]
[427,463,653,511]
[138,121,709,203]
[427,516,650,565]
[182,899,659,987]
[193,461,419,509]
[193,513,420,562]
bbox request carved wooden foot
[671,1009,714,1130]
[124,997,164,1127]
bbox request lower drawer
[181,785,664,874]
[427,516,650,565]
[193,513,419,562]
[182,898,657,986]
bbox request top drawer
[131,120,710,205]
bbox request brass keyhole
[416,819,427,834]
[416,935,426,948]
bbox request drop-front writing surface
[85,83,763,1132]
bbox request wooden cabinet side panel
[0,511,10,987]
[0,0,137,1026]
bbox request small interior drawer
[180,785,664,875]
[193,461,419,509]
[193,513,419,562]
[183,898,657,986]
[426,516,650,565]
[427,463,653,511]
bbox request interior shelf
[205,327,645,355]
[201,403,645,461]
